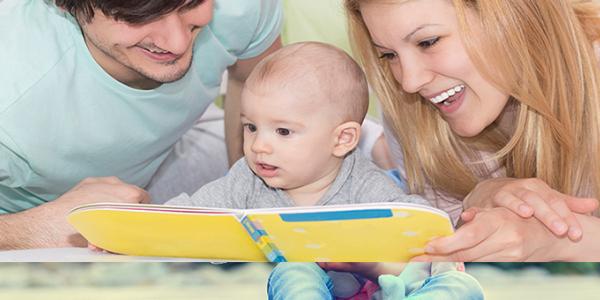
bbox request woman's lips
[435,88,466,114]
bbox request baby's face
[241,86,342,191]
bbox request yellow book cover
[68,202,453,262]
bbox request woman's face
[360,0,510,137]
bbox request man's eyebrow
[179,0,206,12]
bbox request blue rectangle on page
[279,209,392,222]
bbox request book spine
[241,216,286,262]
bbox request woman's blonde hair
[345,0,600,200]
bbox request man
[0,0,282,248]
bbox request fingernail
[552,221,567,233]
[569,227,582,239]
[425,246,434,253]
[519,204,532,215]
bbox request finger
[88,243,104,252]
[546,193,583,241]
[99,184,149,204]
[411,254,472,262]
[420,241,506,262]
[102,176,124,184]
[76,176,121,188]
[410,255,431,262]
[124,185,151,204]
[473,252,523,262]
[137,189,151,204]
[460,207,480,223]
[72,177,102,189]
[493,191,534,218]
[425,220,495,255]
[564,197,599,214]
[517,190,568,236]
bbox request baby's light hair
[245,41,369,124]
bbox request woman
[344,0,600,261]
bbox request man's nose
[150,14,193,55]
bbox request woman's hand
[463,178,598,241]
[412,207,569,261]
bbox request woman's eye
[418,37,440,49]
[378,52,397,60]
[276,128,291,136]
[244,124,257,132]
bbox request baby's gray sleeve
[164,158,253,209]
[164,176,231,207]
[360,170,430,206]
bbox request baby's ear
[332,121,361,157]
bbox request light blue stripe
[280,209,392,222]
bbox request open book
[68,202,453,262]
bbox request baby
[166,42,481,299]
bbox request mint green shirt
[0,0,282,213]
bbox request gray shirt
[166,149,428,208]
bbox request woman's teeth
[430,85,464,105]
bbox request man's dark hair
[55,0,206,24]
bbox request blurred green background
[1,263,600,300]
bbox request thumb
[460,207,480,223]
[565,197,599,214]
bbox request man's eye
[276,128,291,136]
[244,124,257,132]
[418,37,440,49]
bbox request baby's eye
[276,128,291,136]
[244,123,257,132]
[378,52,397,61]
[418,37,440,49]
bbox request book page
[245,205,453,261]
[68,206,267,261]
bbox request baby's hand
[464,178,598,241]
[318,262,405,283]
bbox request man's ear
[332,121,361,157]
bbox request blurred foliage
[0,263,274,288]
[0,262,598,289]
[467,263,600,275]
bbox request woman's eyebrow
[371,23,443,48]
[403,23,442,41]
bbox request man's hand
[1,177,149,249]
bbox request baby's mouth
[258,163,277,171]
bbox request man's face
[78,0,213,89]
